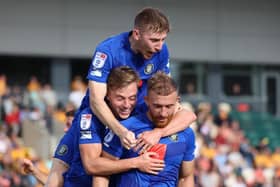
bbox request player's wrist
[129,157,139,169]
[111,122,127,137]
[154,128,164,138]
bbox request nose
[160,107,168,117]
[155,41,164,52]
[123,99,131,108]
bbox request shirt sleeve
[53,131,74,166]
[102,129,124,158]
[87,49,113,83]
[79,112,102,144]
[183,128,196,161]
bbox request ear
[177,96,181,103]
[105,95,110,103]
[132,28,140,40]
[144,96,149,106]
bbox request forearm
[93,176,109,187]
[44,159,68,187]
[33,168,48,185]
[177,174,194,187]
[84,156,138,176]
[44,172,63,187]
[160,109,196,137]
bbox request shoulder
[96,32,129,52]
[120,114,147,130]
[182,127,195,140]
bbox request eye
[129,96,137,101]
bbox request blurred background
[0,0,280,186]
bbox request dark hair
[66,110,76,117]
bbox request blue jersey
[79,31,170,112]
[103,113,196,187]
[54,108,106,187]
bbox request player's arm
[44,158,69,187]
[177,160,195,187]
[80,143,164,176]
[136,103,196,152]
[159,104,197,136]
[89,80,136,149]
[21,158,48,185]
[92,151,164,187]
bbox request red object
[236,103,250,112]
[5,111,20,126]
[138,80,143,88]
[148,144,167,160]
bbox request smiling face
[107,82,138,120]
[133,29,167,59]
[145,90,178,128]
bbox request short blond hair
[107,66,140,91]
[134,7,170,33]
[147,71,177,96]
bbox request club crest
[144,63,154,74]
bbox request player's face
[145,91,178,128]
[64,115,74,132]
[107,83,138,119]
[136,29,167,60]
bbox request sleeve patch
[80,114,92,130]
[92,52,107,68]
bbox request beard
[149,112,173,128]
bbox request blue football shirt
[103,113,196,187]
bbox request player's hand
[135,129,163,154]
[119,129,137,150]
[21,158,35,175]
[136,152,165,175]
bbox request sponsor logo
[80,131,92,139]
[90,70,102,77]
[104,130,114,143]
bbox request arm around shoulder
[161,107,196,137]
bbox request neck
[129,34,139,54]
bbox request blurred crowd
[0,74,84,187]
[0,73,280,187]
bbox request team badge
[144,63,154,74]
[80,114,92,130]
[57,144,68,156]
[168,134,178,142]
[92,52,107,68]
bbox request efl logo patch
[144,63,154,74]
[80,114,92,130]
[92,52,107,68]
